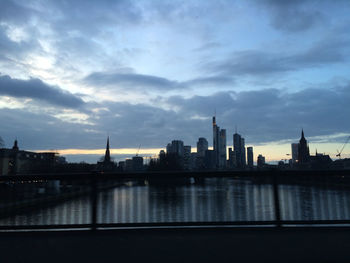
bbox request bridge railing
[0,170,350,230]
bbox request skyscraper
[197,137,208,157]
[213,116,219,166]
[213,116,226,169]
[183,145,191,170]
[233,133,246,168]
[241,137,246,166]
[166,140,184,157]
[247,146,253,168]
[219,129,227,168]
[228,147,235,168]
[291,143,299,164]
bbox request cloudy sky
[0,0,349,162]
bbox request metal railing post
[272,173,282,227]
[91,174,97,231]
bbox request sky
[0,0,350,163]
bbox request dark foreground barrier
[0,170,350,231]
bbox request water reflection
[1,177,350,226]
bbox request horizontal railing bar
[1,169,350,182]
[96,221,279,228]
[0,224,92,230]
[2,219,350,231]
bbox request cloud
[0,107,97,149]
[0,25,38,59]
[165,84,350,144]
[0,1,35,25]
[83,71,236,91]
[47,0,144,34]
[184,76,235,88]
[1,82,349,154]
[204,35,350,77]
[0,75,85,108]
[83,72,182,91]
[192,42,222,52]
[257,0,326,32]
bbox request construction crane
[336,136,350,159]
[136,144,141,156]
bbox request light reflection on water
[1,177,350,226]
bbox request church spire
[12,138,19,151]
[104,136,111,163]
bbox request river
[1,177,349,226]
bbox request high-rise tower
[213,116,220,167]
[212,116,226,169]
[233,132,246,169]
[247,146,253,168]
[197,137,208,157]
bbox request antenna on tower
[235,125,237,134]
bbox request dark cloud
[83,72,182,91]
[83,72,235,91]
[1,83,349,156]
[0,100,207,151]
[0,26,39,59]
[0,0,35,25]
[205,35,350,76]
[193,42,222,52]
[165,85,350,144]
[257,0,326,32]
[0,107,96,149]
[0,75,84,108]
[47,0,144,34]
[184,76,235,87]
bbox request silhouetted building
[0,140,57,175]
[219,129,227,168]
[291,143,299,164]
[228,147,235,168]
[195,138,207,170]
[97,137,116,172]
[190,152,197,170]
[309,151,332,170]
[257,154,265,168]
[247,147,253,168]
[298,130,310,164]
[118,161,125,171]
[148,149,183,171]
[197,137,208,157]
[166,140,184,158]
[132,156,144,171]
[104,136,111,162]
[213,117,226,169]
[204,149,216,170]
[233,133,246,169]
[183,145,191,170]
[332,158,350,170]
[125,159,133,171]
[12,139,19,151]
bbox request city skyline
[0,0,350,163]
[0,125,345,165]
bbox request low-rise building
[0,140,57,175]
